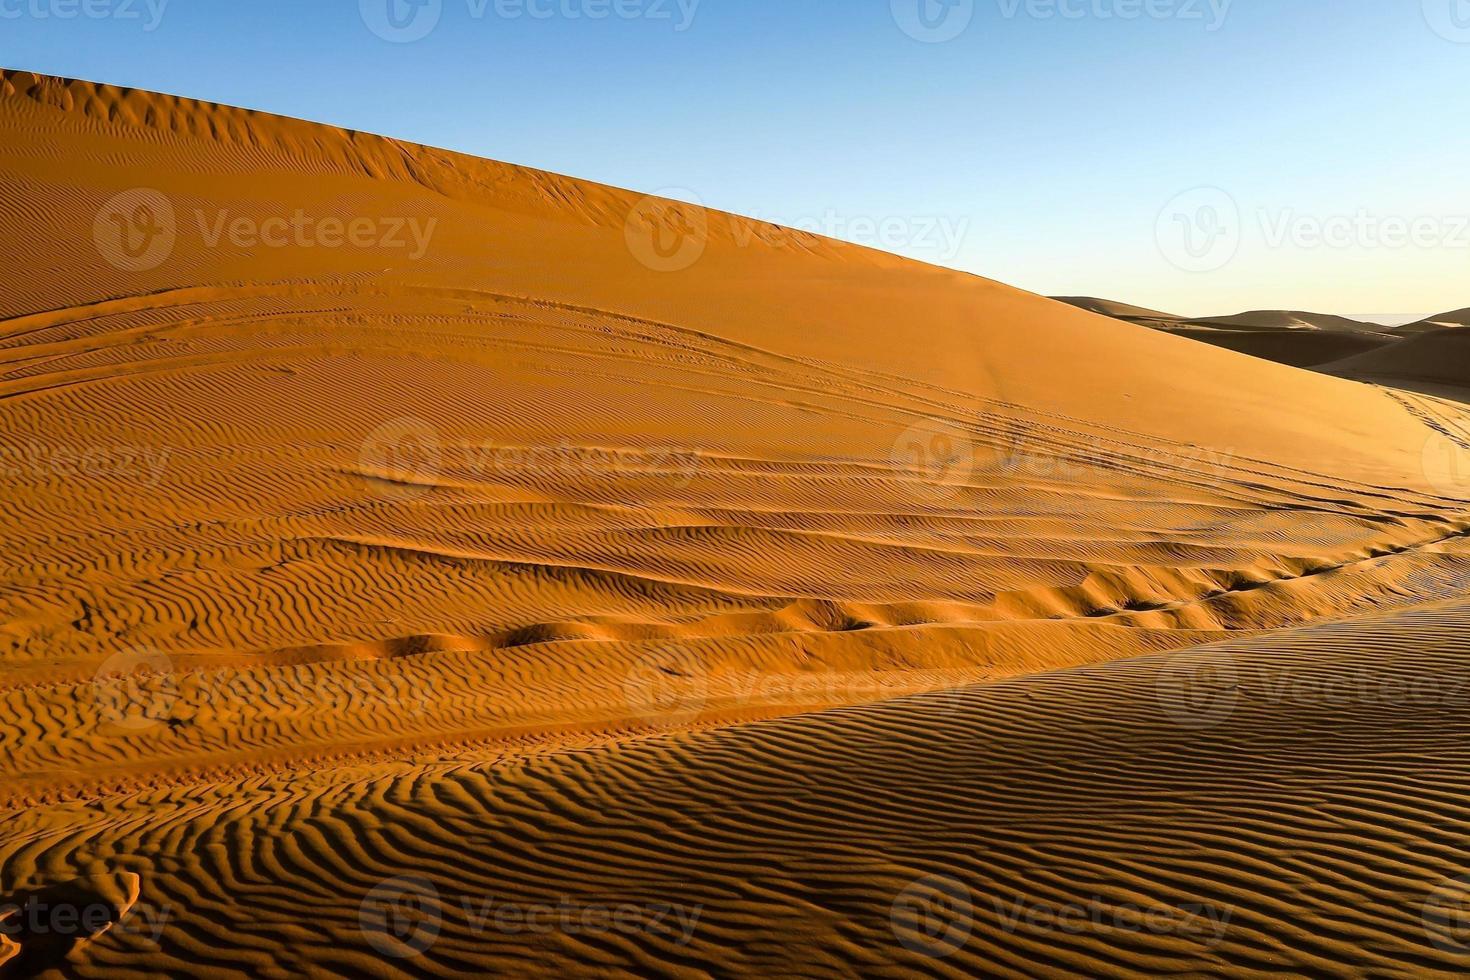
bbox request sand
[1056,297,1410,368]
[1393,308,1470,335]
[1049,296,1188,331]
[5,69,1470,976]
[1322,328,1470,403]
[1184,310,1384,333]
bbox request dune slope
[1325,328,1470,391]
[1393,308,1470,335]
[13,584,1470,977]
[1187,309,1383,332]
[1164,327,1398,368]
[1053,296,1404,368]
[4,70,1470,976]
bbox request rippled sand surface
[4,69,1470,977]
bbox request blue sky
[4,0,1469,320]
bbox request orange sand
[5,70,1470,976]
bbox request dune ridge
[1053,296,1417,369]
[1326,328,1470,386]
[1392,307,1470,335]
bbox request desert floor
[4,70,1470,977]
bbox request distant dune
[1325,327,1470,388]
[1393,307,1470,335]
[1049,295,1187,330]
[1164,327,1400,368]
[5,71,1470,976]
[1055,296,1455,370]
[1185,309,1384,333]
[1053,297,1392,335]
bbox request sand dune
[1186,309,1384,333]
[1054,297,1404,368]
[1393,308,1470,335]
[1054,297,1391,335]
[1162,327,1398,368]
[1049,296,1188,331]
[1324,328,1470,398]
[5,69,1470,976]
[14,590,1470,977]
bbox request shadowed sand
[5,70,1470,976]
[1059,297,1470,382]
[1323,328,1470,400]
[1053,297,1412,369]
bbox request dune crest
[1054,295,1470,372]
[1392,307,1470,334]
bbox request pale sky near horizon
[4,0,1468,322]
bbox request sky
[4,0,1469,321]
